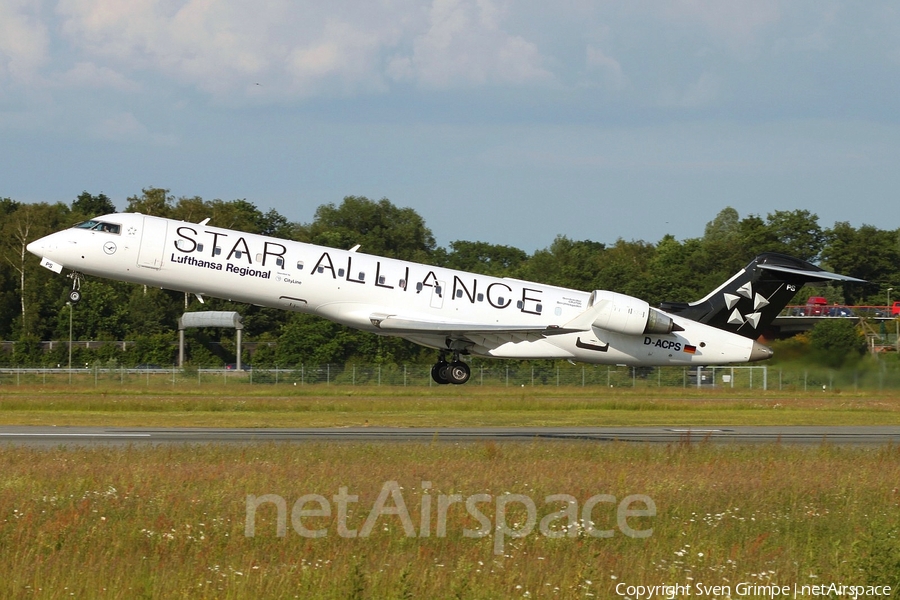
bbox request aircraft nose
[27,233,59,257]
[749,341,774,362]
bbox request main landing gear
[431,352,471,385]
[67,272,84,304]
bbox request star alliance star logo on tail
[724,280,771,330]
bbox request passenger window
[338,268,345,277]
[536,304,542,313]
[358,272,365,281]
[234,251,242,259]
[197,243,204,252]
[477,293,484,302]
[214,247,222,256]
[517,301,523,309]
[297,261,304,270]
[276,257,284,267]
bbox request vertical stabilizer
[659,253,864,339]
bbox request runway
[1,425,900,446]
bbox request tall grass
[3,384,900,427]
[0,442,898,598]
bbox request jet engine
[587,291,680,336]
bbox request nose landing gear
[431,351,471,385]
[67,272,84,304]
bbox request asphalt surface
[1,425,899,446]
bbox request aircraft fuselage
[28,212,769,369]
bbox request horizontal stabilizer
[757,262,865,283]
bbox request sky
[2,0,899,252]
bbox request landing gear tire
[431,359,470,385]
[447,361,470,385]
[431,361,451,385]
[68,290,82,304]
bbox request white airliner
[27,213,862,384]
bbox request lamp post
[64,301,74,384]
[892,288,899,352]
[67,301,73,372]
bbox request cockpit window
[73,220,121,234]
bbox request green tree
[0,197,21,217]
[261,209,294,238]
[440,240,528,277]
[0,198,21,338]
[737,213,777,258]
[644,236,707,305]
[701,207,754,275]
[297,196,436,262]
[127,333,177,366]
[765,209,824,261]
[821,222,898,305]
[205,199,268,233]
[593,239,656,298]
[56,279,131,340]
[124,287,182,336]
[275,314,352,365]
[72,191,116,217]
[514,236,605,290]
[125,187,174,217]
[808,319,866,368]
[0,201,72,338]
[169,195,208,223]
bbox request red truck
[804,296,828,316]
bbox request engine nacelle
[587,291,678,336]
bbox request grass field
[0,442,898,599]
[2,384,900,427]
[1,386,899,598]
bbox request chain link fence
[3,362,900,390]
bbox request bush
[808,319,866,368]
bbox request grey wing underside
[369,313,575,346]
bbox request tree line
[0,188,897,367]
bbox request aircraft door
[430,281,446,309]
[137,216,168,269]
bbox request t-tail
[659,252,865,339]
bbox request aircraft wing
[369,313,572,337]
